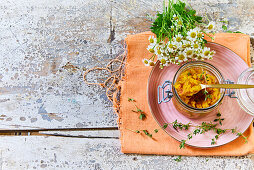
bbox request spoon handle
[204,84,254,89]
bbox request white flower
[175,51,187,63]
[185,48,194,59]
[157,41,165,47]
[148,36,156,45]
[208,50,216,59]
[202,47,211,59]
[160,57,168,66]
[155,42,168,56]
[167,41,177,53]
[173,14,179,21]
[147,44,155,53]
[142,58,149,66]
[179,40,187,50]
[154,46,162,56]
[197,31,204,39]
[174,34,183,43]
[197,55,204,61]
[148,60,155,66]
[184,40,192,48]
[192,42,199,49]
[207,21,216,32]
[170,26,174,32]
[169,58,176,64]
[177,20,183,27]
[187,29,198,41]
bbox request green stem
[201,31,214,40]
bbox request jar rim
[236,67,254,115]
[172,61,226,111]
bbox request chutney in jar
[174,68,221,108]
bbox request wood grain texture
[0,0,118,129]
[0,0,254,130]
[0,136,252,169]
[0,0,254,169]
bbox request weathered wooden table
[0,0,253,169]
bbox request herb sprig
[128,98,146,120]
[127,97,248,149]
[151,0,202,42]
[174,155,182,162]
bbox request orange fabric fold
[118,31,253,156]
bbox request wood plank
[38,130,119,138]
[0,136,253,169]
[0,0,254,130]
[0,0,119,129]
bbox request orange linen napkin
[118,31,253,156]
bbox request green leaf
[183,123,190,130]
[219,20,228,24]
[214,119,219,122]
[193,129,201,135]
[137,109,143,112]
[211,138,216,145]
[215,135,219,140]
[154,129,159,133]
[219,120,222,126]
[179,140,186,149]
[188,9,196,16]
[163,123,168,129]
[135,130,140,133]
[237,132,242,136]
[217,113,221,117]
[128,98,135,102]
[174,156,182,162]
[142,130,152,138]
[222,25,227,31]
[139,113,146,120]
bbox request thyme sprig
[128,98,146,120]
[127,98,248,149]
[174,155,182,162]
[214,112,224,126]
[126,128,153,138]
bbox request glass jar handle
[158,80,174,104]
[224,79,237,98]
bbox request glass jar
[236,66,254,116]
[171,61,226,118]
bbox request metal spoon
[200,84,254,90]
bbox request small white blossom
[147,44,155,53]
[175,51,187,63]
[174,34,183,43]
[192,42,199,49]
[187,29,198,41]
[185,47,194,59]
[142,58,149,66]
[148,36,156,45]
[148,60,155,66]
[170,26,175,32]
[202,47,211,59]
[173,14,179,21]
[207,21,216,32]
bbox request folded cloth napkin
[118,31,253,156]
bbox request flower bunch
[143,0,216,68]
